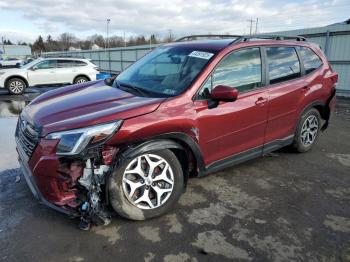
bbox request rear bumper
[16,137,78,216]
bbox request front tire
[6,78,27,95]
[292,108,321,152]
[108,149,184,220]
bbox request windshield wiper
[115,81,149,97]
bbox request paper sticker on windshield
[188,51,214,60]
[163,89,177,95]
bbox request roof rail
[175,34,241,42]
[232,34,306,43]
[175,34,306,44]
[43,55,86,59]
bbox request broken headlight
[46,121,122,156]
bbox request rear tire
[108,149,184,220]
[6,78,27,95]
[74,76,89,84]
[292,108,321,153]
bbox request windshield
[114,45,217,97]
[20,59,42,69]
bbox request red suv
[15,35,338,229]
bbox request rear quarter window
[298,46,323,74]
[75,60,88,67]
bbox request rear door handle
[255,97,268,106]
[301,85,310,92]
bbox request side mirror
[104,75,117,86]
[30,67,37,71]
[208,85,238,109]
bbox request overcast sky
[0,0,349,43]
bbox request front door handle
[255,97,268,106]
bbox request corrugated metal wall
[44,44,155,74]
[43,23,350,96]
[269,23,350,96]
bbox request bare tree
[59,33,77,51]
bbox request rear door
[27,60,57,85]
[263,46,304,149]
[194,47,270,166]
[55,59,77,83]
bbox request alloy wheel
[76,78,87,84]
[300,115,319,146]
[122,154,174,210]
[9,81,24,94]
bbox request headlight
[46,121,122,155]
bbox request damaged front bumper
[16,137,79,217]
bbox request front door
[194,47,269,166]
[27,60,57,85]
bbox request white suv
[0,58,99,95]
[0,58,24,68]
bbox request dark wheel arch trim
[295,101,324,133]
[5,75,29,88]
[296,93,334,133]
[118,132,206,175]
[73,75,91,83]
[321,88,336,131]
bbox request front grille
[16,116,40,158]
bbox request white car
[0,58,23,67]
[0,58,99,95]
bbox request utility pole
[248,19,254,35]
[1,36,5,55]
[248,18,259,35]
[106,18,111,50]
[123,30,126,47]
[168,29,172,42]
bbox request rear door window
[298,47,322,74]
[57,60,76,68]
[266,47,301,84]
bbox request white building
[91,44,101,50]
[0,44,31,59]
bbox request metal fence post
[108,49,111,73]
[121,50,124,71]
[98,51,101,69]
[324,30,330,57]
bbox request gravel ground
[0,96,349,262]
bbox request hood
[0,68,26,74]
[22,80,166,136]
